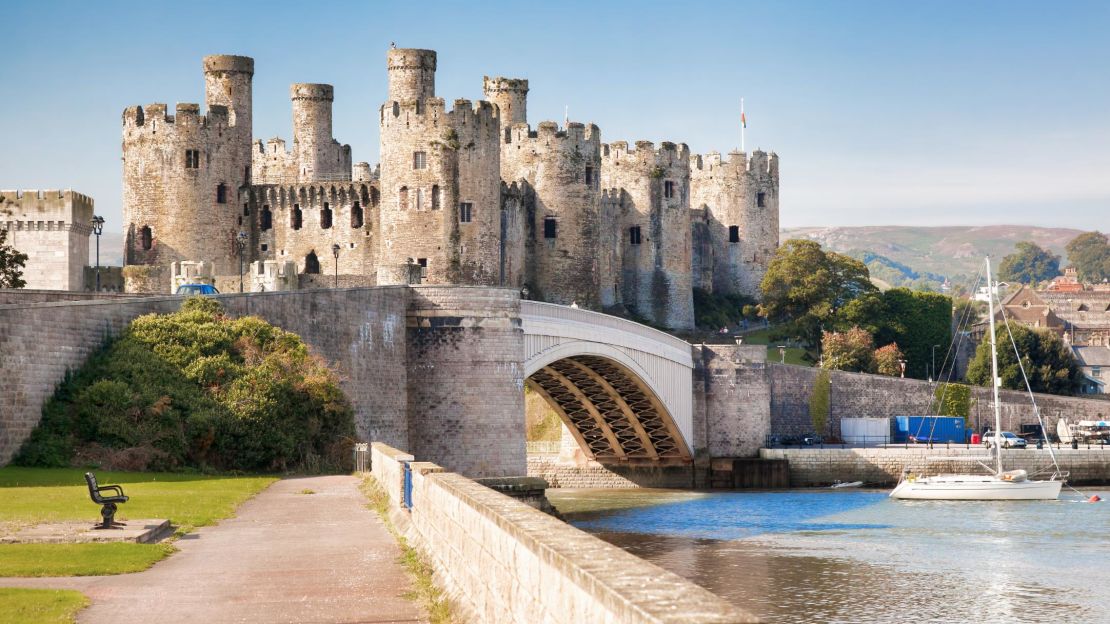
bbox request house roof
[1073,346,1110,367]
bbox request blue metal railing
[402,461,413,509]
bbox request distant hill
[781,225,1084,287]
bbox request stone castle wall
[0,190,93,290]
[601,141,695,329]
[501,122,602,307]
[690,151,780,299]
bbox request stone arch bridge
[521,301,694,464]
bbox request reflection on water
[549,488,1110,624]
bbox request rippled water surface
[548,488,1110,624]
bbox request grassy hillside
[782,225,1082,286]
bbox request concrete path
[0,475,427,624]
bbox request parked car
[982,431,1027,449]
[176,283,219,296]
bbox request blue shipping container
[891,416,967,444]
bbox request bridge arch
[521,302,694,463]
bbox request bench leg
[94,503,124,530]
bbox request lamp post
[898,359,907,378]
[777,345,786,364]
[332,244,341,288]
[236,231,248,293]
[90,215,105,292]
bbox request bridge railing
[521,301,692,363]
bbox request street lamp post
[236,231,248,293]
[898,359,907,378]
[90,215,105,292]
[332,244,341,288]
[777,345,786,364]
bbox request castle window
[291,205,303,230]
[729,225,740,243]
[459,202,473,223]
[185,149,200,169]
[544,216,557,239]
[415,188,424,211]
[757,192,766,208]
[261,206,272,231]
[664,180,675,199]
[216,184,227,204]
[431,185,440,210]
[417,257,428,278]
[140,225,153,250]
[400,186,409,210]
[629,226,642,245]
[413,151,427,170]
[321,203,332,229]
[585,167,594,186]
[260,244,268,252]
[244,165,250,182]
[304,251,320,274]
[371,187,381,207]
[351,202,364,228]
[243,204,250,216]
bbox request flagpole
[740,97,746,153]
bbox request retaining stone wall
[769,363,1110,440]
[372,443,754,623]
[761,447,1110,486]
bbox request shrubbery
[15,297,355,472]
[693,288,756,329]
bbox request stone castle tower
[121,48,780,330]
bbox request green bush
[693,288,756,329]
[933,383,971,421]
[15,297,355,473]
[810,369,831,435]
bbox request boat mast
[985,257,1003,475]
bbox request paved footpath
[0,475,427,624]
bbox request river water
[547,488,1110,624]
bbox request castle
[122,49,780,329]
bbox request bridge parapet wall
[371,443,755,623]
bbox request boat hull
[889,476,1062,500]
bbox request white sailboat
[890,258,1064,501]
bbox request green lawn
[0,588,88,624]
[739,327,813,366]
[0,468,275,577]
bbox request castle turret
[387,48,437,102]
[483,76,528,136]
[689,149,780,299]
[378,49,502,286]
[289,83,351,181]
[203,55,253,187]
[501,121,601,307]
[601,140,694,329]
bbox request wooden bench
[85,472,129,530]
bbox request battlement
[202,54,254,75]
[291,83,334,101]
[256,137,289,154]
[387,48,437,72]
[246,179,378,210]
[690,149,779,178]
[507,120,601,150]
[122,103,228,129]
[602,140,690,167]
[387,48,437,102]
[483,76,529,94]
[0,189,95,224]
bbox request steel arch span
[521,302,694,463]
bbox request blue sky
[2,0,1108,233]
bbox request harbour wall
[760,447,1110,487]
[371,443,756,623]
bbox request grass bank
[0,467,275,576]
[0,588,87,624]
[359,475,453,624]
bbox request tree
[0,228,28,289]
[1065,231,1110,283]
[834,287,952,379]
[821,327,876,373]
[966,323,1082,396]
[759,239,875,350]
[998,241,1060,285]
[875,343,905,377]
[809,369,830,436]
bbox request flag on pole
[741,97,747,128]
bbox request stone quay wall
[769,363,1110,440]
[761,447,1110,486]
[372,443,755,624]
